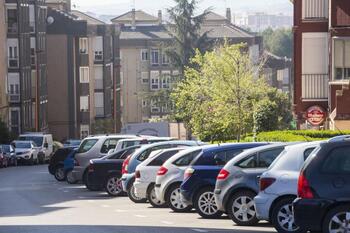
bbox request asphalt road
[0,165,276,233]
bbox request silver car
[254,141,321,233]
[214,143,287,226]
[69,134,137,184]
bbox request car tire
[227,190,259,226]
[54,165,66,181]
[322,204,350,233]
[194,186,223,219]
[166,183,192,212]
[271,197,303,233]
[127,183,147,203]
[147,184,167,208]
[66,170,78,184]
[82,170,88,185]
[29,155,34,166]
[105,175,123,196]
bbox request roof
[201,24,255,39]
[111,10,158,23]
[204,11,227,22]
[120,25,172,40]
[71,10,105,25]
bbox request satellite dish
[47,16,55,25]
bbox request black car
[86,146,140,196]
[49,148,75,181]
[293,139,350,233]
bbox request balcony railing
[302,74,329,99]
[302,0,328,20]
[95,107,105,117]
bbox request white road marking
[161,221,174,225]
[87,200,95,203]
[134,214,147,218]
[192,229,209,233]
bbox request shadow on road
[0,225,273,233]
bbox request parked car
[69,135,138,184]
[134,148,185,207]
[214,143,287,226]
[86,146,141,195]
[110,137,175,154]
[48,148,75,181]
[63,140,81,149]
[254,141,321,233]
[293,137,350,233]
[0,145,17,166]
[180,143,268,219]
[0,147,9,168]
[155,147,204,212]
[18,133,53,163]
[121,140,205,203]
[12,141,40,165]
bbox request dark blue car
[180,143,268,219]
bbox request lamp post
[112,24,121,133]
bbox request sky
[70,0,293,17]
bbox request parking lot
[0,165,275,233]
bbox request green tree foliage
[172,44,293,141]
[0,118,11,144]
[261,27,293,58]
[166,0,211,73]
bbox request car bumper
[71,166,85,182]
[17,154,32,161]
[133,180,148,199]
[180,190,192,206]
[214,189,225,211]
[154,183,164,202]
[121,174,134,192]
[254,192,277,221]
[293,198,332,232]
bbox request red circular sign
[306,106,326,126]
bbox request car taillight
[184,167,195,179]
[135,170,141,178]
[259,178,276,192]
[122,156,131,174]
[298,172,314,199]
[157,166,168,176]
[88,163,94,172]
[217,169,230,180]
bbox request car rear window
[322,146,350,174]
[148,150,181,166]
[173,150,202,166]
[78,139,98,153]
[193,149,243,166]
[257,148,284,168]
[137,145,172,162]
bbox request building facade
[3,0,48,135]
[46,4,121,141]
[0,0,8,123]
[112,9,263,126]
[293,0,350,130]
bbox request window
[334,40,350,81]
[29,5,35,32]
[302,33,328,75]
[94,66,103,89]
[151,49,159,65]
[304,147,316,160]
[257,148,284,168]
[93,36,103,61]
[161,71,171,89]
[214,149,243,165]
[78,138,97,153]
[322,146,350,174]
[80,96,89,112]
[8,43,19,68]
[236,154,258,168]
[137,145,173,162]
[7,8,18,33]
[148,150,181,166]
[94,93,104,117]
[141,72,149,84]
[162,52,170,65]
[94,51,103,61]
[79,38,88,54]
[302,0,328,20]
[150,71,160,90]
[31,48,35,66]
[173,150,202,166]
[141,49,149,61]
[100,138,121,154]
[142,99,148,108]
[80,67,89,83]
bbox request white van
[18,133,54,163]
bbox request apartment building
[112,9,263,126]
[293,0,350,130]
[46,4,121,140]
[0,1,7,123]
[3,0,48,135]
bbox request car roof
[201,143,268,153]
[83,134,138,140]
[148,147,185,158]
[13,140,34,144]
[284,141,322,151]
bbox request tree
[0,118,11,144]
[261,28,293,58]
[166,0,211,73]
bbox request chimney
[158,10,162,25]
[226,8,232,24]
[131,8,136,30]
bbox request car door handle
[333,179,345,188]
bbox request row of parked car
[48,134,350,233]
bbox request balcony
[302,0,328,20]
[95,107,105,118]
[302,74,329,99]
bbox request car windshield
[16,142,32,149]
[77,139,98,153]
[64,140,81,146]
[1,145,11,153]
[18,136,43,147]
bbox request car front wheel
[323,205,350,233]
[194,187,223,219]
[105,175,123,196]
[271,197,302,233]
[227,190,258,226]
[66,170,78,184]
[54,166,66,181]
